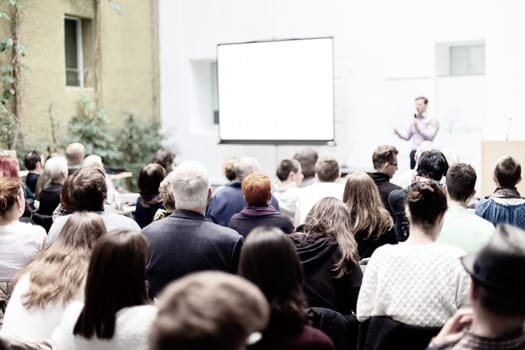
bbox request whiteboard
[217,37,334,143]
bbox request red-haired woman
[229,173,294,237]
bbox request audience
[343,172,397,259]
[149,271,269,350]
[292,197,362,315]
[475,155,525,230]
[47,166,139,243]
[229,173,294,237]
[274,159,304,221]
[143,160,243,297]
[368,145,401,218]
[134,163,165,228]
[51,229,156,350]
[239,227,335,350]
[32,156,68,231]
[65,143,85,175]
[293,148,318,188]
[24,151,43,195]
[1,212,106,341]
[0,154,20,178]
[207,156,279,226]
[295,156,343,225]
[153,171,176,221]
[357,181,470,328]
[427,224,525,349]
[0,177,47,282]
[438,163,494,253]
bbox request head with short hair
[0,177,22,217]
[239,227,308,333]
[446,163,477,202]
[74,229,149,339]
[0,155,19,178]
[241,173,271,206]
[149,271,269,350]
[138,163,166,196]
[82,155,103,168]
[65,143,85,166]
[372,145,399,176]
[68,167,107,212]
[293,148,318,179]
[153,149,175,173]
[171,161,210,210]
[315,156,339,182]
[416,150,449,181]
[343,172,393,239]
[24,151,42,171]
[304,197,359,277]
[407,181,447,230]
[158,171,176,212]
[275,159,302,181]
[44,156,68,183]
[234,157,261,181]
[20,212,106,310]
[494,156,521,188]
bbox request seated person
[239,227,335,350]
[24,151,43,195]
[273,159,303,221]
[293,197,362,316]
[343,172,397,259]
[427,224,525,349]
[134,163,165,228]
[357,181,470,328]
[229,173,294,237]
[475,155,525,230]
[149,271,269,350]
[438,163,494,254]
[153,171,176,221]
[32,156,68,231]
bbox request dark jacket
[368,172,401,217]
[354,228,397,259]
[388,189,409,242]
[292,235,362,316]
[32,183,62,232]
[206,181,280,227]
[143,209,243,297]
[249,325,335,350]
[358,316,440,350]
[134,194,164,228]
[229,205,294,237]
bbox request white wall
[159,0,525,187]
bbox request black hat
[461,224,525,294]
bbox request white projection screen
[217,37,334,144]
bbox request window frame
[64,16,84,87]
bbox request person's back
[144,210,243,297]
[438,163,494,254]
[143,161,243,297]
[368,145,401,217]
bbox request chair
[307,307,357,350]
[357,316,440,350]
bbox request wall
[4,0,159,148]
[159,0,525,190]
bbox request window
[64,17,83,87]
[449,44,485,76]
[211,62,219,124]
[435,41,485,77]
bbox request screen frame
[216,36,335,145]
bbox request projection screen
[217,37,334,144]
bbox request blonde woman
[343,172,397,259]
[1,212,106,341]
[292,197,362,315]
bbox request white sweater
[356,242,471,327]
[1,273,82,342]
[52,302,157,350]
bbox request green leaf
[0,12,10,21]
[0,65,13,72]
[2,75,15,83]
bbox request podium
[481,141,525,197]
